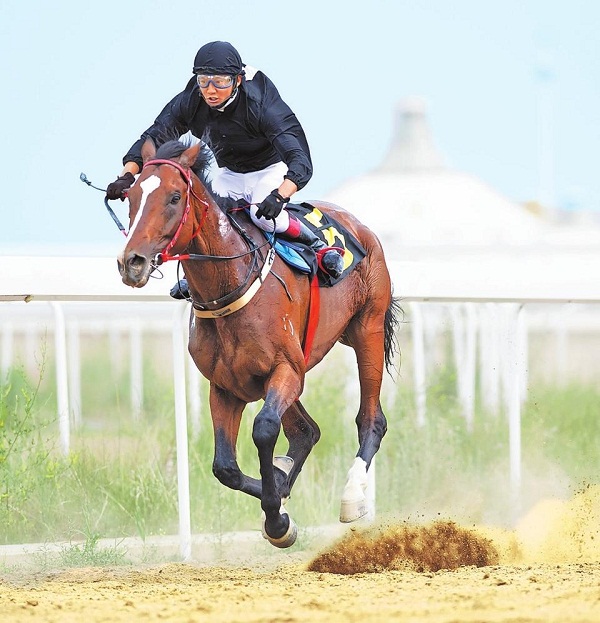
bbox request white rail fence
[1,255,599,560]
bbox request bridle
[83,161,318,352]
[141,158,210,264]
[140,158,277,317]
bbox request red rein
[142,159,209,263]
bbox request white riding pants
[210,161,291,233]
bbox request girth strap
[302,274,321,365]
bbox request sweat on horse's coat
[117,138,401,547]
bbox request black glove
[255,189,289,220]
[106,172,135,201]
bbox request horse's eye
[170,192,181,205]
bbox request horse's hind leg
[278,400,321,500]
[340,307,389,522]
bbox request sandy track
[2,560,599,623]
[2,487,599,623]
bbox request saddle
[270,202,367,287]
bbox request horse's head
[117,139,205,287]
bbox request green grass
[1,345,598,549]
[376,365,600,527]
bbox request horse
[117,138,401,548]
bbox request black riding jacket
[123,69,313,190]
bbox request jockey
[107,41,344,295]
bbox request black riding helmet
[193,41,245,76]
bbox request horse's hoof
[261,510,298,548]
[339,496,368,523]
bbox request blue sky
[1,0,598,251]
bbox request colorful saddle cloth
[271,202,367,287]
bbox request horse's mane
[154,139,212,183]
[152,139,230,210]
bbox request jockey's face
[198,75,242,108]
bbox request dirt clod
[307,520,499,574]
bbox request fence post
[130,320,143,421]
[173,302,192,561]
[410,302,427,427]
[51,302,70,455]
[502,303,526,509]
[1,320,14,380]
[67,318,82,428]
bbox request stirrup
[170,279,190,300]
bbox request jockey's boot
[282,216,344,279]
[170,279,190,300]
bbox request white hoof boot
[273,455,294,505]
[261,506,298,548]
[339,457,369,523]
[273,455,294,476]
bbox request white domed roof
[326,98,546,257]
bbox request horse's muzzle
[117,251,152,287]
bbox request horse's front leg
[252,364,302,548]
[209,383,262,498]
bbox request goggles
[196,74,235,89]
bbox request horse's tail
[384,292,403,376]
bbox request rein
[82,163,320,360]
[80,172,128,236]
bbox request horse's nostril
[129,254,147,271]
[129,255,146,268]
[120,252,150,282]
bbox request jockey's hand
[255,189,289,220]
[106,172,135,201]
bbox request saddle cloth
[272,202,367,287]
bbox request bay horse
[117,138,400,548]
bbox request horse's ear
[141,138,157,164]
[179,142,202,169]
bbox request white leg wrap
[273,455,294,505]
[339,457,369,523]
[273,455,294,476]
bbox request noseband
[142,158,209,263]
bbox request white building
[325,98,599,261]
